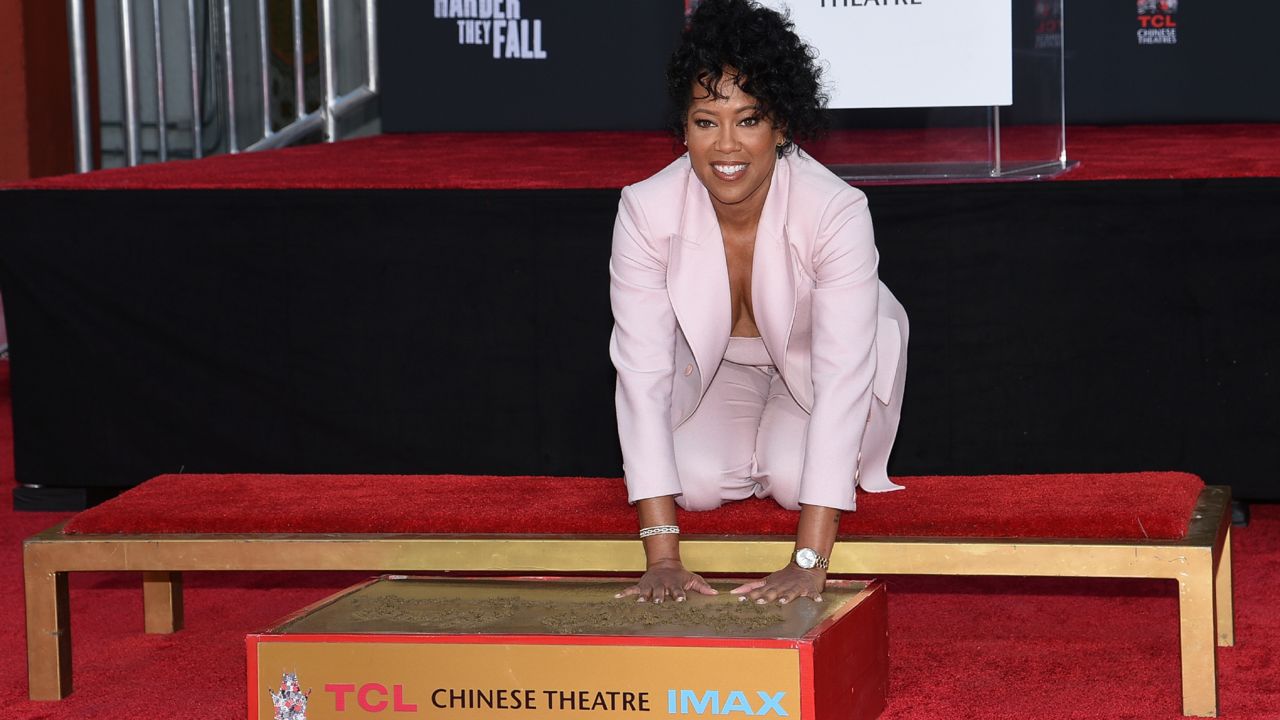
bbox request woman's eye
[740,117,760,127]
[694,119,714,129]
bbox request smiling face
[684,73,786,219]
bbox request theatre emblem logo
[269,671,311,720]
[1034,1,1062,49]
[434,0,547,60]
[1136,0,1178,45]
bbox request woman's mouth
[711,162,747,182]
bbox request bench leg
[1178,551,1219,717]
[143,572,184,634]
[1214,527,1234,647]
[24,565,71,700]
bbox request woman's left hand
[730,564,826,605]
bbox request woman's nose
[714,124,739,152]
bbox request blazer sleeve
[608,186,683,503]
[798,188,880,511]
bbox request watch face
[795,548,818,569]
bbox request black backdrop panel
[378,1,684,132]
[0,190,622,485]
[377,2,1280,130]
[1064,3,1280,124]
[870,181,1280,491]
[2,181,1279,500]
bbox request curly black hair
[668,0,828,157]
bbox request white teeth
[716,164,746,176]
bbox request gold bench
[24,479,1232,716]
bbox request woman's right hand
[615,558,719,603]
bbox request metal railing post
[187,0,203,158]
[120,0,142,166]
[152,0,168,161]
[319,0,338,142]
[221,0,239,152]
[292,0,305,119]
[257,0,272,139]
[365,0,379,93]
[67,0,93,172]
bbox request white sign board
[758,0,1013,109]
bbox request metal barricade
[66,0,379,172]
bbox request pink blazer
[609,149,905,509]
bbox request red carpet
[7,124,1279,191]
[3,365,1279,718]
[63,471,1204,540]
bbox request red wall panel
[0,0,74,182]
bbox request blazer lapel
[752,155,797,375]
[668,164,731,391]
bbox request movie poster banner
[379,2,684,132]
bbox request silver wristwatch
[793,547,829,570]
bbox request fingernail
[756,599,766,605]
[613,593,622,598]
[738,596,747,603]
[778,598,788,604]
[676,596,686,602]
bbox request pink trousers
[672,312,908,512]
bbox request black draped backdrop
[2,180,1278,507]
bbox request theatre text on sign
[433,0,547,60]
[820,0,923,6]
[1138,14,1177,28]
[324,683,419,713]
[435,0,521,18]
[669,689,790,716]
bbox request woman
[610,0,909,605]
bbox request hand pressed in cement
[615,558,719,604]
[731,564,826,605]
